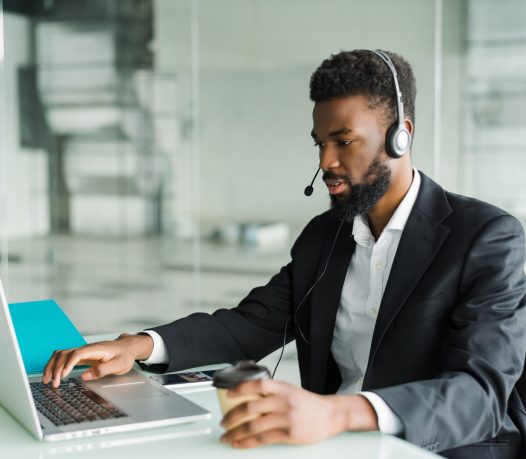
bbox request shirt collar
[352,168,421,246]
[352,216,375,248]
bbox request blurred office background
[0,0,524,377]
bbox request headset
[371,49,412,159]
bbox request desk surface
[0,335,441,459]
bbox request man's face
[311,95,392,222]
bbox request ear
[404,118,414,136]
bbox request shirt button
[368,308,378,318]
[375,261,383,270]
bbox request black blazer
[148,173,526,459]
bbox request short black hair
[309,49,416,126]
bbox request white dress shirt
[141,329,169,364]
[331,169,421,434]
[142,169,421,436]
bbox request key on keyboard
[30,379,127,426]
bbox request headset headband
[370,49,411,158]
[371,50,405,132]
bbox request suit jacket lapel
[308,219,355,394]
[366,174,453,374]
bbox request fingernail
[83,373,93,381]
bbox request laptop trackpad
[102,382,169,400]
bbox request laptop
[0,279,210,441]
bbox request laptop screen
[0,279,43,440]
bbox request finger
[42,350,60,383]
[226,428,289,448]
[222,413,289,444]
[42,349,64,384]
[116,333,131,340]
[51,347,102,387]
[60,350,107,378]
[82,356,129,381]
[50,350,78,387]
[228,378,288,398]
[222,395,287,429]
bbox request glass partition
[460,0,526,230]
[1,0,199,334]
[0,0,523,345]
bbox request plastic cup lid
[212,361,271,389]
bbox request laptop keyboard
[30,379,128,426]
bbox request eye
[337,140,352,147]
[313,142,324,149]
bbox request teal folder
[8,300,87,375]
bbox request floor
[4,234,301,384]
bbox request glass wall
[0,0,523,343]
[461,0,526,229]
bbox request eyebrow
[311,127,353,139]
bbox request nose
[319,145,340,171]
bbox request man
[43,50,526,459]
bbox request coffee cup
[213,361,271,430]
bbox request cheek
[341,144,379,178]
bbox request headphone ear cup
[385,122,411,158]
[385,123,401,158]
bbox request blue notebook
[9,300,87,375]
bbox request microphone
[304,168,321,196]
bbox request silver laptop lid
[0,278,43,440]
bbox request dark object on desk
[151,370,216,389]
[213,362,271,428]
[212,361,270,389]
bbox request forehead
[312,95,384,136]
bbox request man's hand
[42,333,154,388]
[219,379,379,448]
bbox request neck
[367,167,414,240]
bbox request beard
[326,156,391,222]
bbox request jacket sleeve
[141,217,322,373]
[372,215,526,452]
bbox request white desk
[0,336,441,459]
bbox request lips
[324,179,348,195]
